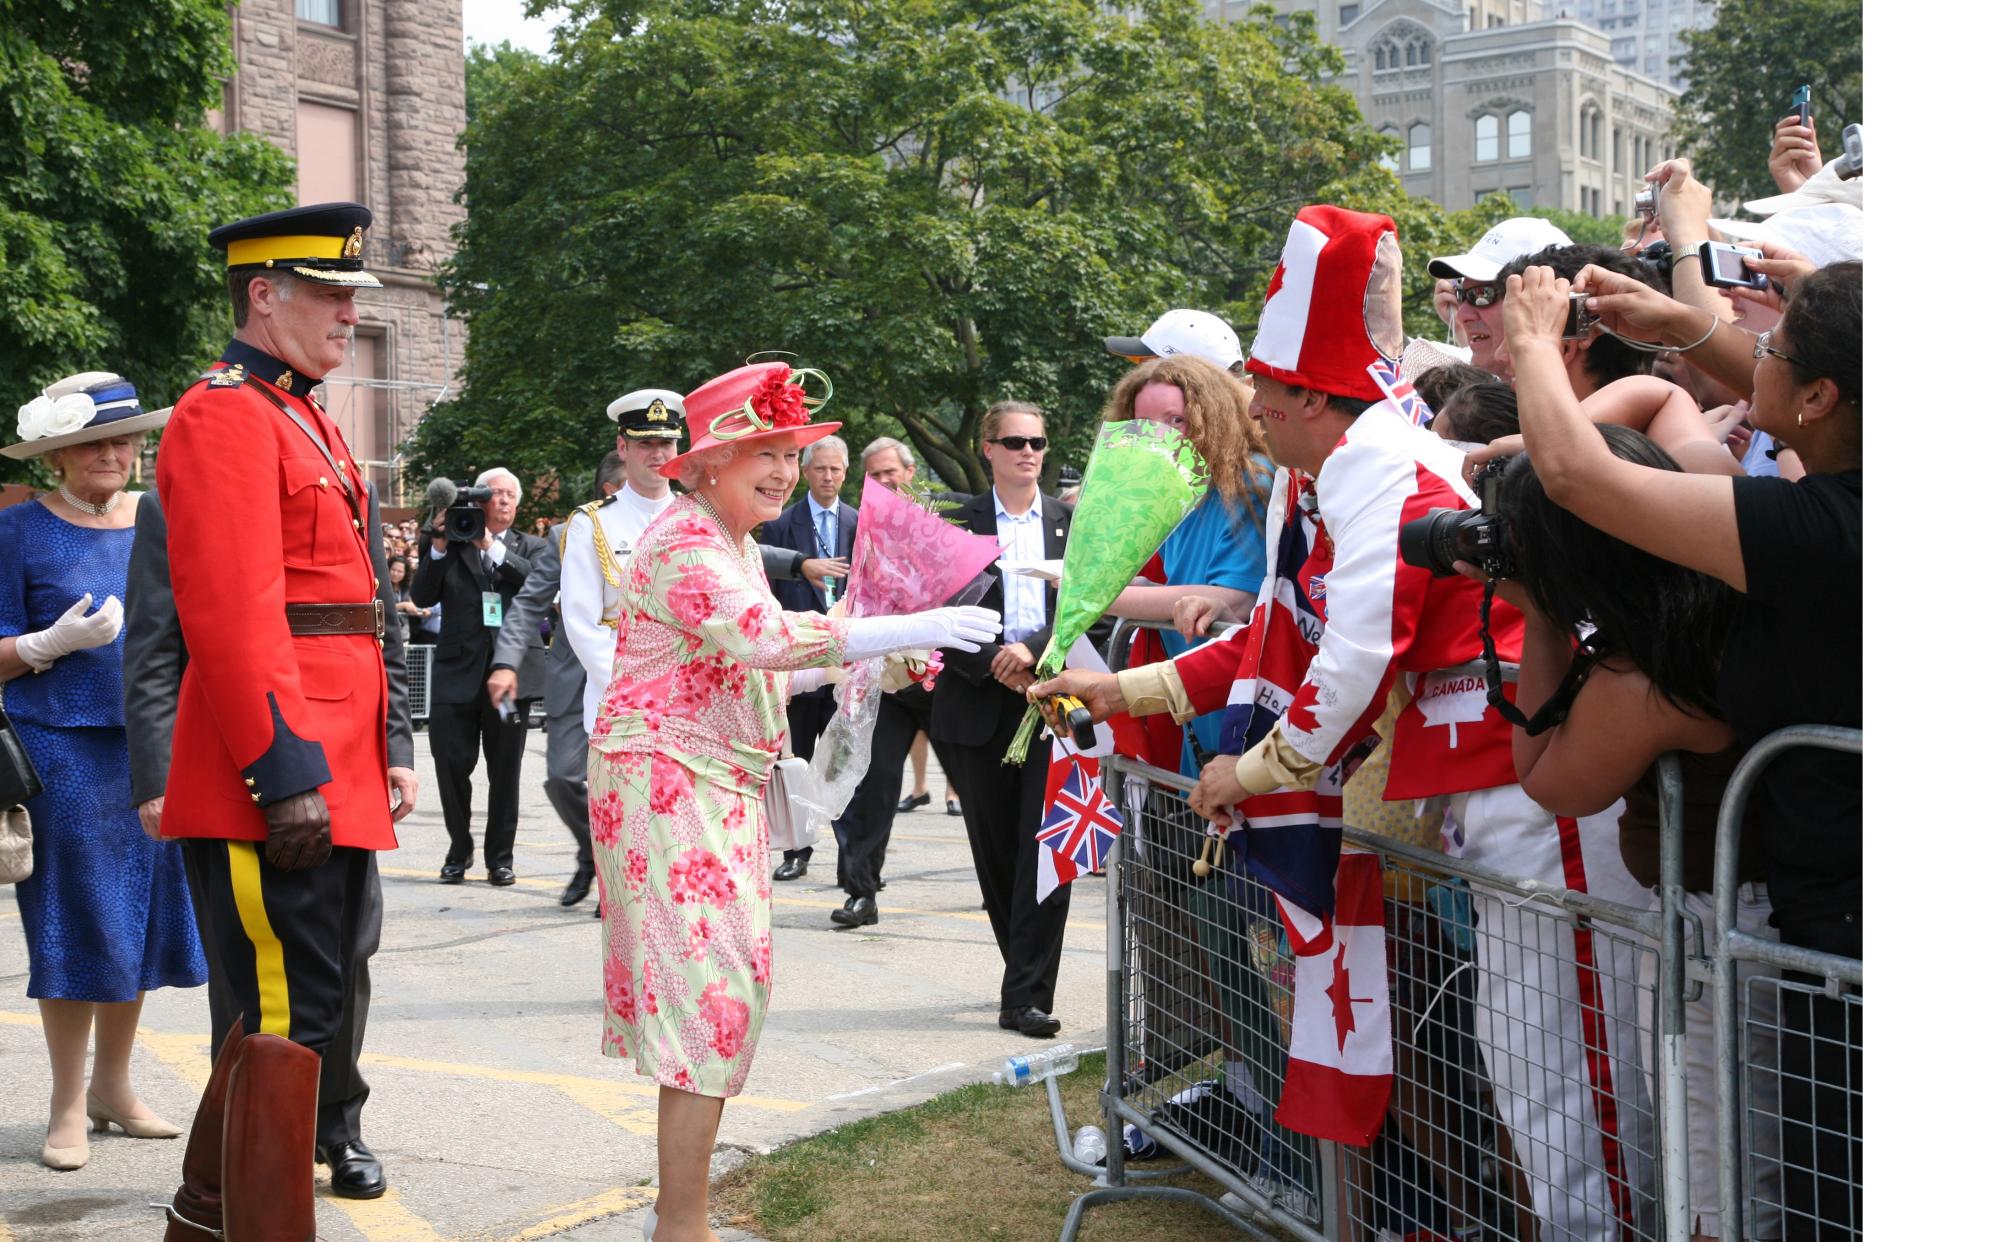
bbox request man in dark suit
[410,467,550,886]
[123,483,415,1199]
[929,403,1073,1038]
[760,434,856,881]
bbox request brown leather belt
[286,600,384,638]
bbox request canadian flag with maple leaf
[1271,850,1392,1145]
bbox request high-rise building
[1200,1,1678,215]
[216,0,465,501]
[1568,0,1714,90]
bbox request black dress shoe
[998,1007,1062,1038]
[946,798,962,817]
[559,866,595,907]
[896,791,931,813]
[488,866,517,887]
[830,896,878,929]
[772,856,808,882]
[439,862,467,884]
[316,1139,387,1200]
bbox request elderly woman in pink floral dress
[586,361,1000,1242]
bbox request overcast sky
[461,0,562,55]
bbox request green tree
[427,0,1410,504]
[1672,0,1862,206]
[0,0,295,484]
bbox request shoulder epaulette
[206,362,246,390]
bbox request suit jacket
[154,339,396,847]
[929,490,1072,750]
[124,487,414,807]
[489,524,561,704]
[533,520,587,721]
[761,495,856,616]
[410,525,549,707]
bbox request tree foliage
[0,0,295,484]
[1671,0,1862,206]
[427,0,1423,506]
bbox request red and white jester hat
[1246,205,1407,400]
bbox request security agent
[153,201,417,1240]
[124,483,412,1199]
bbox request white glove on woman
[15,592,124,672]
[845,607,1003,661]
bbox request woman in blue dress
[2,372,205,1171]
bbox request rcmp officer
[155,202,418,1241]
[562,388,685,733]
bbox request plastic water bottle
[1072,1124,1108,1165]
[992,1043,1078,1087]
[1121,1122,1161,1159]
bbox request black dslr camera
[443,481,495,542]
[1398,459,1517,580]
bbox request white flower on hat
[16,392,96,443]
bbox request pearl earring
[1796,412,1804,428]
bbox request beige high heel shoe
[41,1129,87,1171]
[87,1089,184,1139]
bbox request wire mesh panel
[1742,970,1861,1240]
[1116,771,1325,1233]
[406,644,431,720]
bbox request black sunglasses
[1455,280,1503,308]
[987,435,1048,452]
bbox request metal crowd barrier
[1048,621,1862,1242]
[406,643,432,721]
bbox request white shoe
[640,1206,656,1240]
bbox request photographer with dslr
[411,468,550,886]
[1503,260,1862,1237]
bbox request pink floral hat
[662,361,841,480]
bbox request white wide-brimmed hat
[3,372,171,460]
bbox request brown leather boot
[220,1034,323,1242]
[161,1017,245,1241]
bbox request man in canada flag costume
[1035,205,1654,1239]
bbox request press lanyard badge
[481,590,503,628]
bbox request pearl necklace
[686,491,758,570]
[58,484,115,517]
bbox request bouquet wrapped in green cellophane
[1002,419,1210,764]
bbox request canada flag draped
[1272,851,1392,1145]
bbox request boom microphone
[424,476,458,514]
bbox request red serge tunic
[155,340,394,850]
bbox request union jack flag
[1036,760,1122,877]
[1366,356,1434,428]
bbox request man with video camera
[410,467,549,886]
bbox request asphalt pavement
[0,729,1108,1240]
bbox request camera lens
[1399,508,1470,578]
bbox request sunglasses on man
[1454,280,1503,308]
[987,435,1048,452]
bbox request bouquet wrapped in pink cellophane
[804,478,999,822]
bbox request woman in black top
[1504,260,1861,1238]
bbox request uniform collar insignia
[276,370,294,392]
[221,339,323,394]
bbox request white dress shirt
[562,483,674,730]
[993,489,1046,644]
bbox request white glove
[845,607,1003,661]
[788,666,833,697]
[15,593,124,671]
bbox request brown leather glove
[262,790,333,871]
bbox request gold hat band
[226,234,351,268]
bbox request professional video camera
[1398,458,1516,580]
[424,476,496,542]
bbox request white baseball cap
[1426,217,1575,282]
[1105,309,1244,371]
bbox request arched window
[1388,44,1401,69]
[1508,110,1532,159]
[1407,41,1424,67]
[1379,126,1402,171]
[1375,45,1388,71]
[1409,122,1432,171]
[1475,114,1500,162]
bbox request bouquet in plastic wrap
[806,478,1000,820]
[1003,420,1209,763]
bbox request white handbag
[0,805,31,886]
[762,755,823,855]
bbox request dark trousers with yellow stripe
[181,841,373,1064]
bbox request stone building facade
[218,0,465,501]
[1574,0,1715,91]
[1202,0,1679,216]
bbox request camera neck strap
[1479,578,1596,738]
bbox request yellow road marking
[321,1186,449,1241]
[509,1186,655,1240]
[0,1011,37,1027]
[357,1050,811,1118]
[137,1029,217,1092]
[0,909,18,921]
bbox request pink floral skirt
[586,746,774,1097]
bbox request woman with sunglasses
[1504,259,1862,1238]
